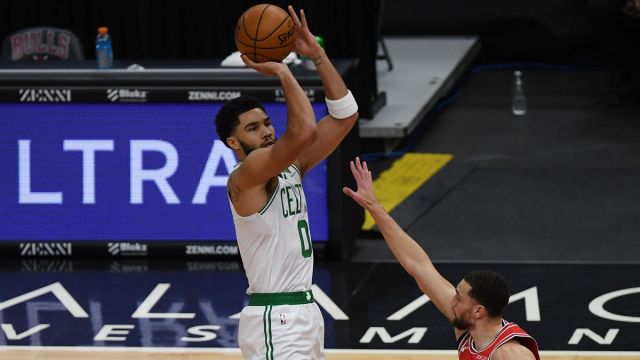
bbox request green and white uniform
[229,163,324,360]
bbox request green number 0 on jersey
[297,219,312,258]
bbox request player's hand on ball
[287,6,323,58]
[241,55,288,77]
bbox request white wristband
[325,90,358,119]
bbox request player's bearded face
[238,134,277,156]
[451,280,477,330]
[234,108,276,156]
[451,310,471,330]
[238,139,258,156]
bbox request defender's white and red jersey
[457,320,540,360]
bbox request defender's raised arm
[343,158,459,330]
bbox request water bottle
[511,70,527,115]
[95,26,113,69]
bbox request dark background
[380,0,640,66]
[3,0,639,117]
[0,0,381,118]
[2,0,640,262]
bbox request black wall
[6,1,637,110]
[0,0,381,118]
[380,0,640,65]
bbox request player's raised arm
[343,157,458,322]
[287,6,359,176]
[232,57,317,188]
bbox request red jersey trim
[457,320,540,360]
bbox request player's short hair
[463,270,511,317]
[215,95,265,148]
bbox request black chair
[1,27,84,62]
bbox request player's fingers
[359,167,371,186]
[355,156,365,174]
[299,9,309,29]
[350,161,363,183]
[343,187,366,208]
[343,187,357,200]
[361,161,373,183]
[241,55,256,68]
[360,164,368,180]
[287,6,302,27]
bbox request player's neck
[469,317,504,351]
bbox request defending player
[343,157,540,360]
[214,6,358,359]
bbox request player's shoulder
[492,339,536,360]
[227,162,242,185]
[289,162,303,178]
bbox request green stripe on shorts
[263,305,274,360]
[268,305,274,360]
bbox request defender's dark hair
[215,95,265,148]
[463,270,511,317]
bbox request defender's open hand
[343,157,379,210]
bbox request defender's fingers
[362,161,373,182]
[355,157,365,173]
[350,161,363,183]
[343,187,358,201]
[343,187,366,208]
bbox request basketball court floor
[3,348,638,359]
[1,37,639,359]
[0,260,638,359]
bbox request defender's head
[451,270,511,330]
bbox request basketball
[235,4,297,63]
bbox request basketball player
[343,158,540,360]
[215,6,358,360]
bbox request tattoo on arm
[228,180,240,203]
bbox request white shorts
[238,302,325,360]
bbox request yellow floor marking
[363,153,453,230]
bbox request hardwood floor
[1,347,638,360]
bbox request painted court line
[1,346,639,357]
[363,153,453,230]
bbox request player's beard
[239,136,276,156]
[238,139,257,156]
[451,313,471,330]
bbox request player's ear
[472,304,486,319]
[226,136,240,151]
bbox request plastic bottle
[511,70,527,115]
[95,26,113,69]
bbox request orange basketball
[235,4,297,63]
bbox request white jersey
[229,163,314,294]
